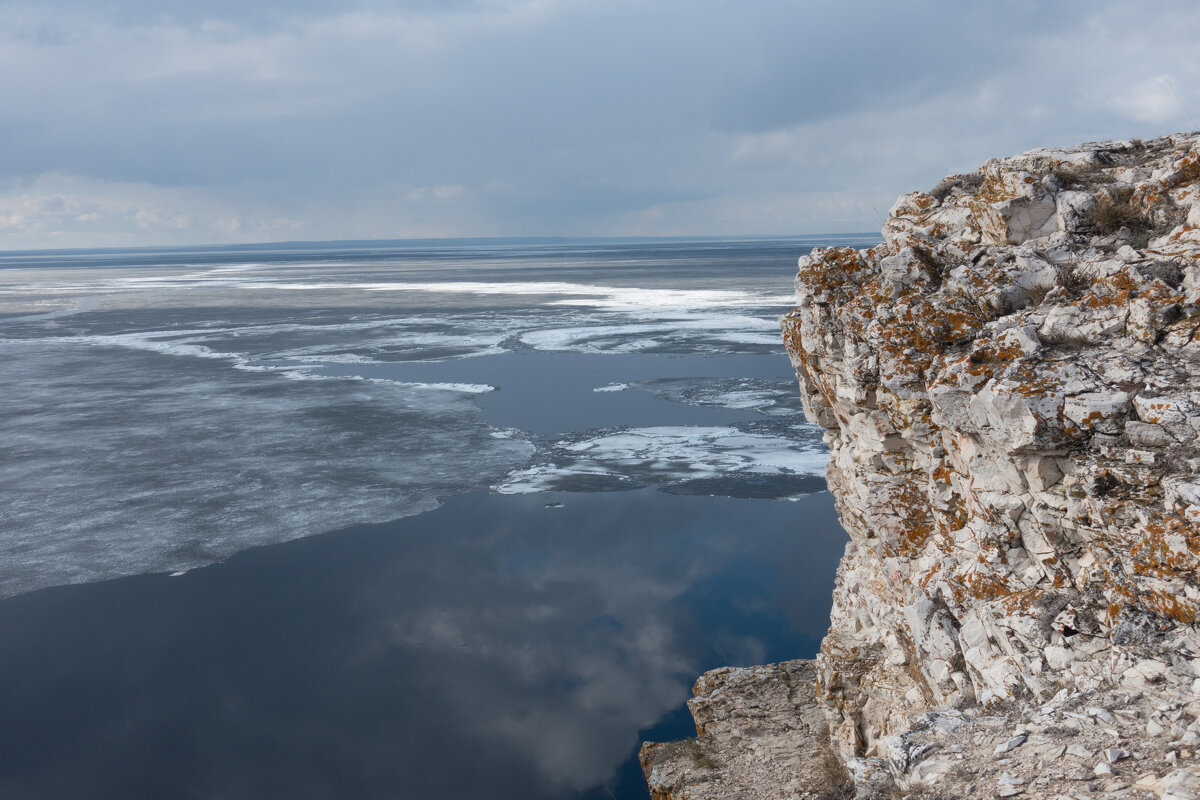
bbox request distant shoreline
[0,232,882,259]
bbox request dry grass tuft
[1089,191,1149,235]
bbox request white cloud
[0,173,310,248]
[1111,75,1189,124]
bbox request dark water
[319,351,797,434]
[0,237,867,799]
[0,490,845,800]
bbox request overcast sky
[2,0,1198,249]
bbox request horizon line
[0,231,883,258]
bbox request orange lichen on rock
[1129,511,1200,580]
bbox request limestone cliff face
[641,133,1200,800]
[781,132,1200,763]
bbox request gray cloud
[1,0,1198,247]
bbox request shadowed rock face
[644,133,1200,799]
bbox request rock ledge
[640,660,850,800]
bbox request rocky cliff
[643,132,1200,799]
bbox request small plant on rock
[1049,163,1111,188]
[1088,190,1148,235]
[1057,262,1093,296]
[683,739,718,770]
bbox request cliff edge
[643,132,1200,799]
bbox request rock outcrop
[640,661,850,800]
[643,132,1200,799]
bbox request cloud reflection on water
[0,489,846,799]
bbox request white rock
[1108,747,1132,763]
[1062,391,1131,432]
[1161,768,1200,800]
[1137,772,1164,791]
[1127,420,1175,447]
[909,755,955,786]
[995,733,1028,755]
[1133,660,1171,683]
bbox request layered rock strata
[644,132,1200,798]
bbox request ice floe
[516,314,784,354]
[0,339,533,598]
[632,377,809,416]
[385,382,495,393]
[494,424,827,498]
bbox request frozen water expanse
[0,237,870,598]
[0,340,530,594]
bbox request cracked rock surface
[643,133,1200,799]
[639,660,850,800]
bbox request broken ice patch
[493,424,827,499]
